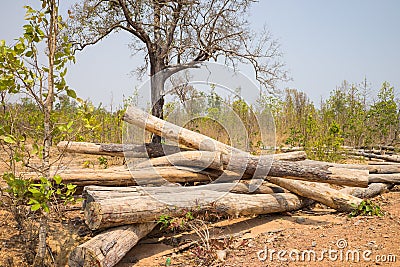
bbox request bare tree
[68,0,288,142]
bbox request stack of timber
[66,106,400,267]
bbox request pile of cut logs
[63,106,400,267]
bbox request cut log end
[85,202,102,230]
[69,247,101,267]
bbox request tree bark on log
[68,222,156,267]
[267,177,362,211]
[123,106,243,155]
[223,154,369,187]
[57,141,190,158]
[301,159,400,174]
[24,166,216,186]
[273,151,307,161]
[135,151,223,170]
[368,173,400,184]
[84,191,306,230]
[123,107,369,187]
[350,151,400,163]
[340,183,393,199]
[81,183,286,209]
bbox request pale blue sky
[1,1,399,107]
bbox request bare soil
[1,154,400,267]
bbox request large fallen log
[133,150,368,187]
[340,183,393,199]
[136,150,224,170]
[301,159,400,174]
[68,222,156,267]
[267,177,362,211]
[24,166,216,186]
[368,173,400,184]
[273,151,307,161]
[350,151,400,163]
[57,141,189,158]
[123,106,243,154]
[84,191,306,230]
[123,107,369,187]
[82,183,286,208]
[224,154,369,187]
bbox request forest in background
[1,79,398,163]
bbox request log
[135,151,223,170]
[267,177,362,211]
[123,106,243,155]
[132,150,368,187]
[24,166,216,186]
[301,159,400,174]
[68,222,156,267]
[340,183,393,199]
[350,151,400,163]
[84,191,306,230]
[123,107,368,187]
[82,183,285,208]
[223,154,370,187]
[273,151,307,161]
[57,141,189,158]
[369,173,400,184]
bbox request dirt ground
[1,155,400,267]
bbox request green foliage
[367,82,398,144]
[2,172,78,214]
[98,156,108,169]
[349,200,383,217]
[157,210,195,232]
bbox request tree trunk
[123,105,242,154]
[302,159,400,174]
[68,222,156,267]
[26,166,217,187]
[81,183,285,208]
[350,151,400,163]
[150,53,165,143]
[84,191,306,230]
[123,107,369,187]
[135,151,223,170]
[267,177,362,211]
[273,151,307,161]
[223,154,369,187]
[368,173,400,184]
[56,141,190,158]
[340,183,393,199]
[33,215,47,267]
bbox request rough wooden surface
[123,106,242,155]
[84,191,306,230]
[135,151,223,170]
[273,151,307,161]
[267,177,362,211]
[340,183,393,199]
[68,222,156,267]
[302,159,400,174]
[25,166,215,186]
[57,141,190,158]
[223,154,370,187]
[368,173,400,184]
[81,183,286,209]
[350,151,400,163]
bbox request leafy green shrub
[349,200,383,217]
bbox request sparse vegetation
[349,200,384,217]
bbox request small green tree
[368,82,398,145]
[0,1,78,265]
